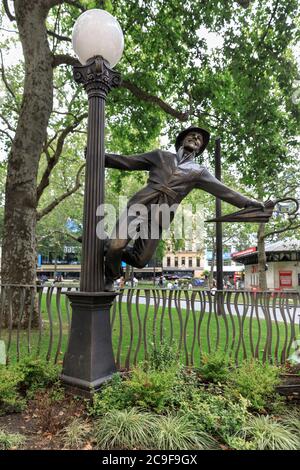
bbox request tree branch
[60,231,82,243]
[0,129,13,143]
[0,50,17,102]
[47,29,71,43]
[121,79,189,122]
[263,221,300,240]
[3,0,15,21]
[280,185,299,199]
[0,27,18,34]
[37,163,85,220]
[52,53,80,68]
[52,110,79,119]
[37,113,88,201]
[37,229,82,243]
[47,0,84,10]
[257,0,280,48]
[52,55,189,121]
[0,113,16,132]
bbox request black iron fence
[0,284,299,368]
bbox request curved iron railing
[0,284,299,368]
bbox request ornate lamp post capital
[73,55,122,99]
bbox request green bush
[0,366,26,414]
[90,366,181,415]
[188,386,250,440]
[89,373,131,416]
[240,415,300,450]
[94,408,156,450]
[227,360,281,411]
[16,357,60,397]
[122,365,181,412]
[224,436,257,450]
[197,353,230,383]
[0,429,26,450]
[147,342,178,371]
[153,414,218,450]
[0,358,60,415]
[90,363,193,416]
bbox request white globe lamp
[72,9,124,67]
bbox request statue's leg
[122,220,162,268]
[105,237,130,279]
[105,210,131,287]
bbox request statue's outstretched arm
[105,150,158,171]
[196,167,262,208]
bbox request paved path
[45,287,300,324]
[119,293,300,324]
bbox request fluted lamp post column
[61,9,124,396]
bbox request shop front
[231,240,300,291]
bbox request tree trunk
[257,223,267,290]
[1,0,54,325]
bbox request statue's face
[181,131,203,153]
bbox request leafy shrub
[0,358,60,415]
[188,386,250,440]
[0,366,26,414]
[227,360,281,411]
[89,373,132,416]
[224,436,256,450]
[197,353,230,383]
[16,357,60,396]
[94,408,156,450]
[61,418,91,449]
[240,415,300,450]
[147,342,178,371]
[153,414,218,450]
[90,366,183,416]
[122,366,180,412]
[0,429,26,450]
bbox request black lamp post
[60,9,124,396]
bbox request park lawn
[1,291,293,368]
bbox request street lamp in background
[61,9,124,396]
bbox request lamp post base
[60,291,117,397]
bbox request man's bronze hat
[175,126,210,155]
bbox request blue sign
[37,254,42,267]
[121,261,126,268]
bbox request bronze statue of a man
[104,126,263,290]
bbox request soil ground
[0,391,92,450]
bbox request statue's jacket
[105,149,254,227]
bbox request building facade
[163,250,205,277]
[232,240,300,290]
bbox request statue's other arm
[196,168,262,208]
[105,150,158,171]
